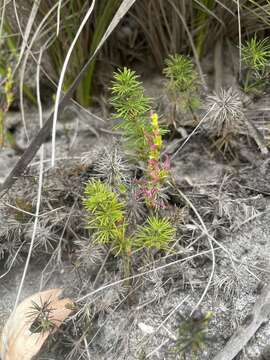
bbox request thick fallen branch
[0,0,137,198]
[212,282,270,360]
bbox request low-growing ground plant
[27,298,56,334]
[241,35,270,94]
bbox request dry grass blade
[12,0,40,73]
[0,0,7,40]
[0,288,74,360]
[51,0,96,167]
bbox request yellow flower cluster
[149,113,162,161]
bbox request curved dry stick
[0,0,7,40]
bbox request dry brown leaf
[0,288,74,360]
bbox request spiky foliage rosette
[0,204,26,268]
[164,54,199,93]
[242,36,270,71]
[83,179,131,255]
[163,54,201,113]
[204,88,245,138]
[75,238,104,268]
[110,67,151,160]
[135,216,175,251]
[93,145,130,187]
[241,36,270,93]
[27,299,55,334]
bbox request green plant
[163,54,201,125]
[110,67,151,160]
[164,54,199,94]
[0,22,17,78]
[134,216,175,251]
[110,68,170,209]
[172,311,213,359]
[83,178,176,251]
[83,179,130,256]
[241,35,270,93]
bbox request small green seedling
[27,298,56,334]
[163,54,201,126]
[241,35,270,94]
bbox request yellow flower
[151,113,159,129]
[155,135,162,148]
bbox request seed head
[204,88,245,137]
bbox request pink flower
[150,143,158,151]
[148,158,158,167]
